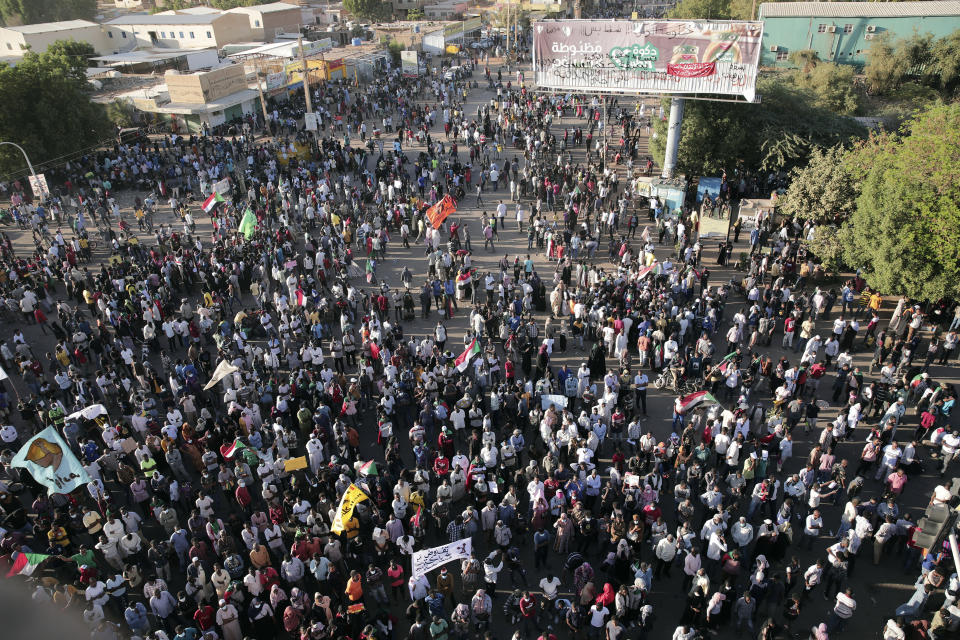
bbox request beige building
[228,2,302,42]
[104,12,252,50]
[164,64,247,103]
[0,20,111,57]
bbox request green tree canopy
[776,145,858,224]
[792,61,859,115]
[210,0,261,9]
[0,0,95,26]
[668,0,788,20]
[342,0,391,22]
[0,41,111,179]
[650,76,865,176]
[839,103,960,301]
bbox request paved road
[1,61,956,640]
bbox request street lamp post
[0,140,44,200]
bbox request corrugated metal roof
[5,19,100,34]
[107,14,222,25]
[760,1,960,18]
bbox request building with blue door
[758,1,960,67]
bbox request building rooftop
[4,19,100,34]
[760,1,960,18]
[229,2,301,13]
[157,6,223,15]
[106,14,222,25]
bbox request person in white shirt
[801,509,823,549]
[672,625,698,640]
[682,547,701,593]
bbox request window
[817,24,826,33]
[108,31,113,38]
[121,31,127,38]
[775,49,789,61]
[189,32,195,38]
[179,31,184,38]
[844,24,853,33]
[160,32,165,38]
[255,19,261,27]
[206,31,212,38]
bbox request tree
[106,101,136,129]
[0,0,95,25]
[776,145,858,224]
[928,29,960,96]
[788,49,819,73]
[863,33,907,95]
[210,0,260,9]
[793,61,859,115]
[0,41,112,178]
[894,31,933,74]
[343,0,390,22]
[44,40,95,82]
[839,103,960,301]
[406,8,424,20]
[151,0,191,13]
[650,76,865,176]
[667,0,731,20]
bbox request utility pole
[298,35,313,114]
[254,59,273,137]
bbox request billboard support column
[661,97,685,179]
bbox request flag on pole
[677,390,720,413]
[238,208,257,239]
[202,191,225,213]
[7,552,51,577]
[331,484,369,534]
[425,194,457,229]
[220,438,248,459]
[716,351,738,373]
[11,426,91,495]
[0,365,7,381]
[454,338,481,372]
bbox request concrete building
[104,12,252,50]
[759,1,960,67]
[228,2,303,42]
[129,63,259,132]
[0,20,111,57]
[421,17,482,52]
[423,1,471,20]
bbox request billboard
[401,50,419,77]
[533,20,763,101]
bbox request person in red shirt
[194,603,215,633]
[433,455,450,479]
[519,591,538,637]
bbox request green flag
[238,208,257,239]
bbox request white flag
[203,360,239,391]
[411,538,473,579]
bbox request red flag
[426,194,457,229]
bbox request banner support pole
[661,96,685,179]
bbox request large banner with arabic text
[411,538,473,578]
[533,19,762,102]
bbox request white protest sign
[411,538,473,579]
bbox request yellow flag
[331,484,368,534]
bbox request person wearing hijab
[596,583,615,608]
[811,622,829,640]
